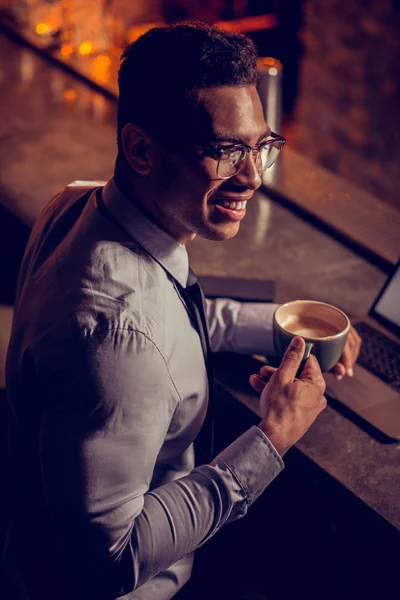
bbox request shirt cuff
[211,425,284,507]
[233,302,279,356]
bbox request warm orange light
[258,57,281,68]
[36,23,49,35]
[91,54,111,84]
[78,42,94,56]
[257,57,283,74]
[216,14,277,34]
[127,22,160,44]
[63,89,77,101]
[60,44,73,57]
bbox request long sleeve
[206,298,280,356]
[39,328,283,599]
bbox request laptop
[324,259,400,440]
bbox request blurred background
[1,0,400,209]
[1,1,400,211]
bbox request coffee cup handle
[296,341,313,378]
[303,341,313,362]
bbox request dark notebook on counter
[324,259,400,440]
[198,276,276,303]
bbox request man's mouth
[214,193,252,208]
[213,197,249,221]
[220,199,248,210]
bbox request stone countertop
[262,148,400,269]
[187,192,400,532]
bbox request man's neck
[113,169,160,227]
[113,169,195,246]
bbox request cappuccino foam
[282,315,340,338]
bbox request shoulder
[18,184,174,342]
[77,326,183,406]
[58,233,172,339]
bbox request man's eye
[219,146,238,157]
[204,145,240,160]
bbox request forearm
[135,426,283,570]
[206,298,279,356]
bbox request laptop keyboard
[354,322,400,393]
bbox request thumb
[277,336,306,384]
[299,353,324,383]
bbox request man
[3,21,361,600]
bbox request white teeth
[222,200,247,210]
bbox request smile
[221,200,247,210]
[214,201,247,222]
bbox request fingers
[333,326,362,379]
[331,362,346,381]
[249,374,267,394]
[277,336,306,384]
[249,365,277,394]
[259,365,278,380]
[300,354,326,392]
[339,348,354,377]
[350,326,362,361]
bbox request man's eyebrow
[208,129,271,144]
[257,128,271,142]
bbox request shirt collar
[102,177,189,288]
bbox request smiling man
[114,39,285,246]
[4,21,360,600]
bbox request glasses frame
[202,131,286,180]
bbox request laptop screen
[370,260,400,336]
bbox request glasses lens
[260,141,283,171]
[217,147,245,179]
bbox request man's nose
[230,151,262,190]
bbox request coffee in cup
[273,300,350,373]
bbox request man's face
[150,85,268,244]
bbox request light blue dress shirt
[4,178,283,600]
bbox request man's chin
[203,221,241,241]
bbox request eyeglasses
[202,131,286,180]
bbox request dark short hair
[117,21,259,152]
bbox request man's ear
[121,124,152,175]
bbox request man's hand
[249,336,327,457]
[331,325,362,380]
[251,326,362,386]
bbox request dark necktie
[177,269,215,464]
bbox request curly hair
[117,21,259,151]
